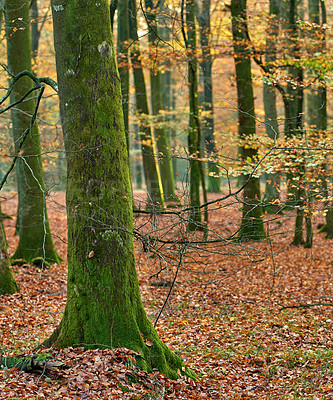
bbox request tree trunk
[30,0,40,69]
[145,0,178,203]
[231,0,265,241]
[128,0,165,208]
[45,0,193,379]
[184,0,203,231]
[307,0,332,239]
[0,207,19,295]
[158,1,177,186]
[117,0,130,152]
[283,0,304,210]
[0,0,3,30]
[281,0,307,244]
[198,0,220,193]
[263,0,280,212]
[5,0,60,263]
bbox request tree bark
[307,0,332,239]
[128,0,165,208]
[45,0,193,379]
[30,0,40,68]
[263,0,280,212]
[231,0,265,241]
[5,0,60,263]
[117,0,130,152]
[198,0,220,193]
[145,0,178,202]
[0,207,18,295]
[183,0,203,231]
[158,0,177,185]
[283,0,305,211]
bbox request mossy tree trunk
[184,0,203,231]
[263,0,280,212]
[231,0,265,241]
[145,0,178,203]
[0,206,19,295]
[128,0,165,208]
[5,0,60,263]
[198,0,220,193]
[45,0,192,379]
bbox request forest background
[1,0,333,398]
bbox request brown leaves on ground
[1,347,202,399]
[1,191,333,399]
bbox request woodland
[0,0,333,399]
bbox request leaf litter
[1,191,333,399]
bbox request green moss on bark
[46,0,194,379]
[186,0,203,231]
[5,0,60,264]
[0,210,18,296]
[231,0,265,242]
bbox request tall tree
[5,0,60,263]
[283,0,306,245]
[44,0,194,379]
[262,0,280,212]
[282,0,305,215]
[145,0,178,202]
[307,0,332,239]
[0,207,19,295]
[231,0,265,241]
[182,0,204,230]
[30,0,39,68]
[198,0,220,193]
[117,0,130,151]
[128,0,165,208]
[158,0,177,183]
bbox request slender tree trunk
[263,0,280,212]
[283,0,304,213]
[281,0,306,245]
[5,0,60,263]
[307,0,332,238]
[198,0,220,193]
[145,0,178,202]
[0,207,19,295]
[320,0,332,238]
[128,0,165,208]
[131,91,143,190]
[231,0,265,241]
[305,0,321,247]
[30,0,39,69]
[117,0,130,152]
[0,0,3,29]
[183,0,204,231]
[158,1,177,186]
[110,0,117,30]
[171,79,178,179]
[45,0,194,380]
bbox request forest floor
[1,191,333,399]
